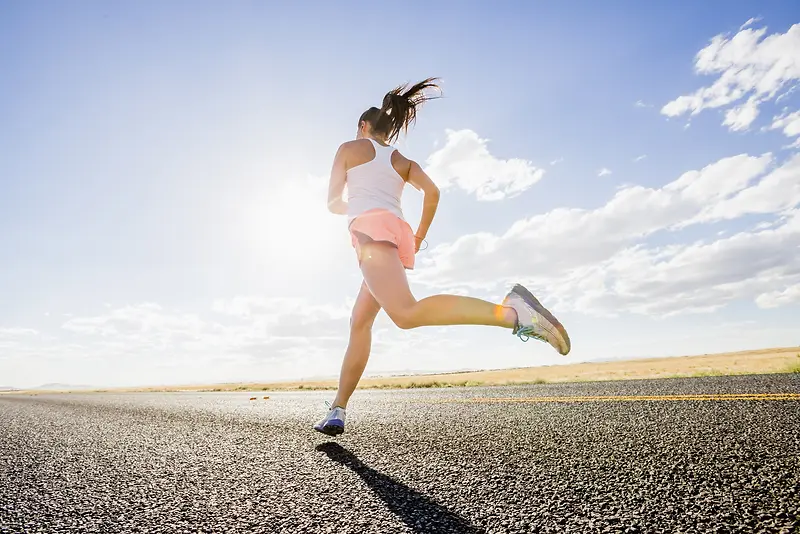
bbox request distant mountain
[32,383,94,391]
[0,386,19,391]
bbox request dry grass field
[59,346,800,393]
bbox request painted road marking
[443,393,800,403]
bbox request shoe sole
[314,424,344,437]
[512,284,571,355]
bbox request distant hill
[0,386,19,391]
[32,383,93,391]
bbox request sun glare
[243,176,349,273]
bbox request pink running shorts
[348,208,416,270]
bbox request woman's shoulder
[340,138,374,149]
[337,139,413,173]
[337,139,374,157]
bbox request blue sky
[1,1,799,388]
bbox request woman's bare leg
[331,281,382,409]
[358,241,518,330]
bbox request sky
[1,1,800,388]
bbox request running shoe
[502,284,571,355]
[313,402,346,436]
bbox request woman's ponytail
[360,78,441,143]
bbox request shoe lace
[515,325,545,343]
[324,400,344,413]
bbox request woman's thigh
[357,241,417,321]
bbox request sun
[241,175,351,273]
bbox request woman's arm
[406,161,440,251]
[327,144,348,215]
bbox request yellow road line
[442,393,800,404]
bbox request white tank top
[346,138,406,222]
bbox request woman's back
[345,138,407,222]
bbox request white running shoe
[313,402,346,436]
[503,284,571,355]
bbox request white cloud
[692,153,800,223]
[8,295,480,387]
[0,328,40,362]
[662,22,800,131]
[740,17,762,31]
[722,97,761,131]
[634,100,652,108]
[776,84,799,103]
[598,168,613,177]
[665,153,773,209]
[414,152,800,317]
[756,282,800,308]
[769,108,800,145]
[550,157,564,166]
[424,129,545,201]
[633,155,647,162]
[0,327,38,338]
[569,211,800,316]
[58,297,352,369]
[62,303,205,338]
[211,296,308,319]
[212,296,350,339]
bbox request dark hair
[359,77,442,143]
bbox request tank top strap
[368,138,396,164]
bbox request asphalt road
[1,374,799,534]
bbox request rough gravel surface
[1,374,798,534]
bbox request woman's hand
[414,234,425,254]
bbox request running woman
[314,78,570,436]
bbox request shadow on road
[316,442,484,534]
